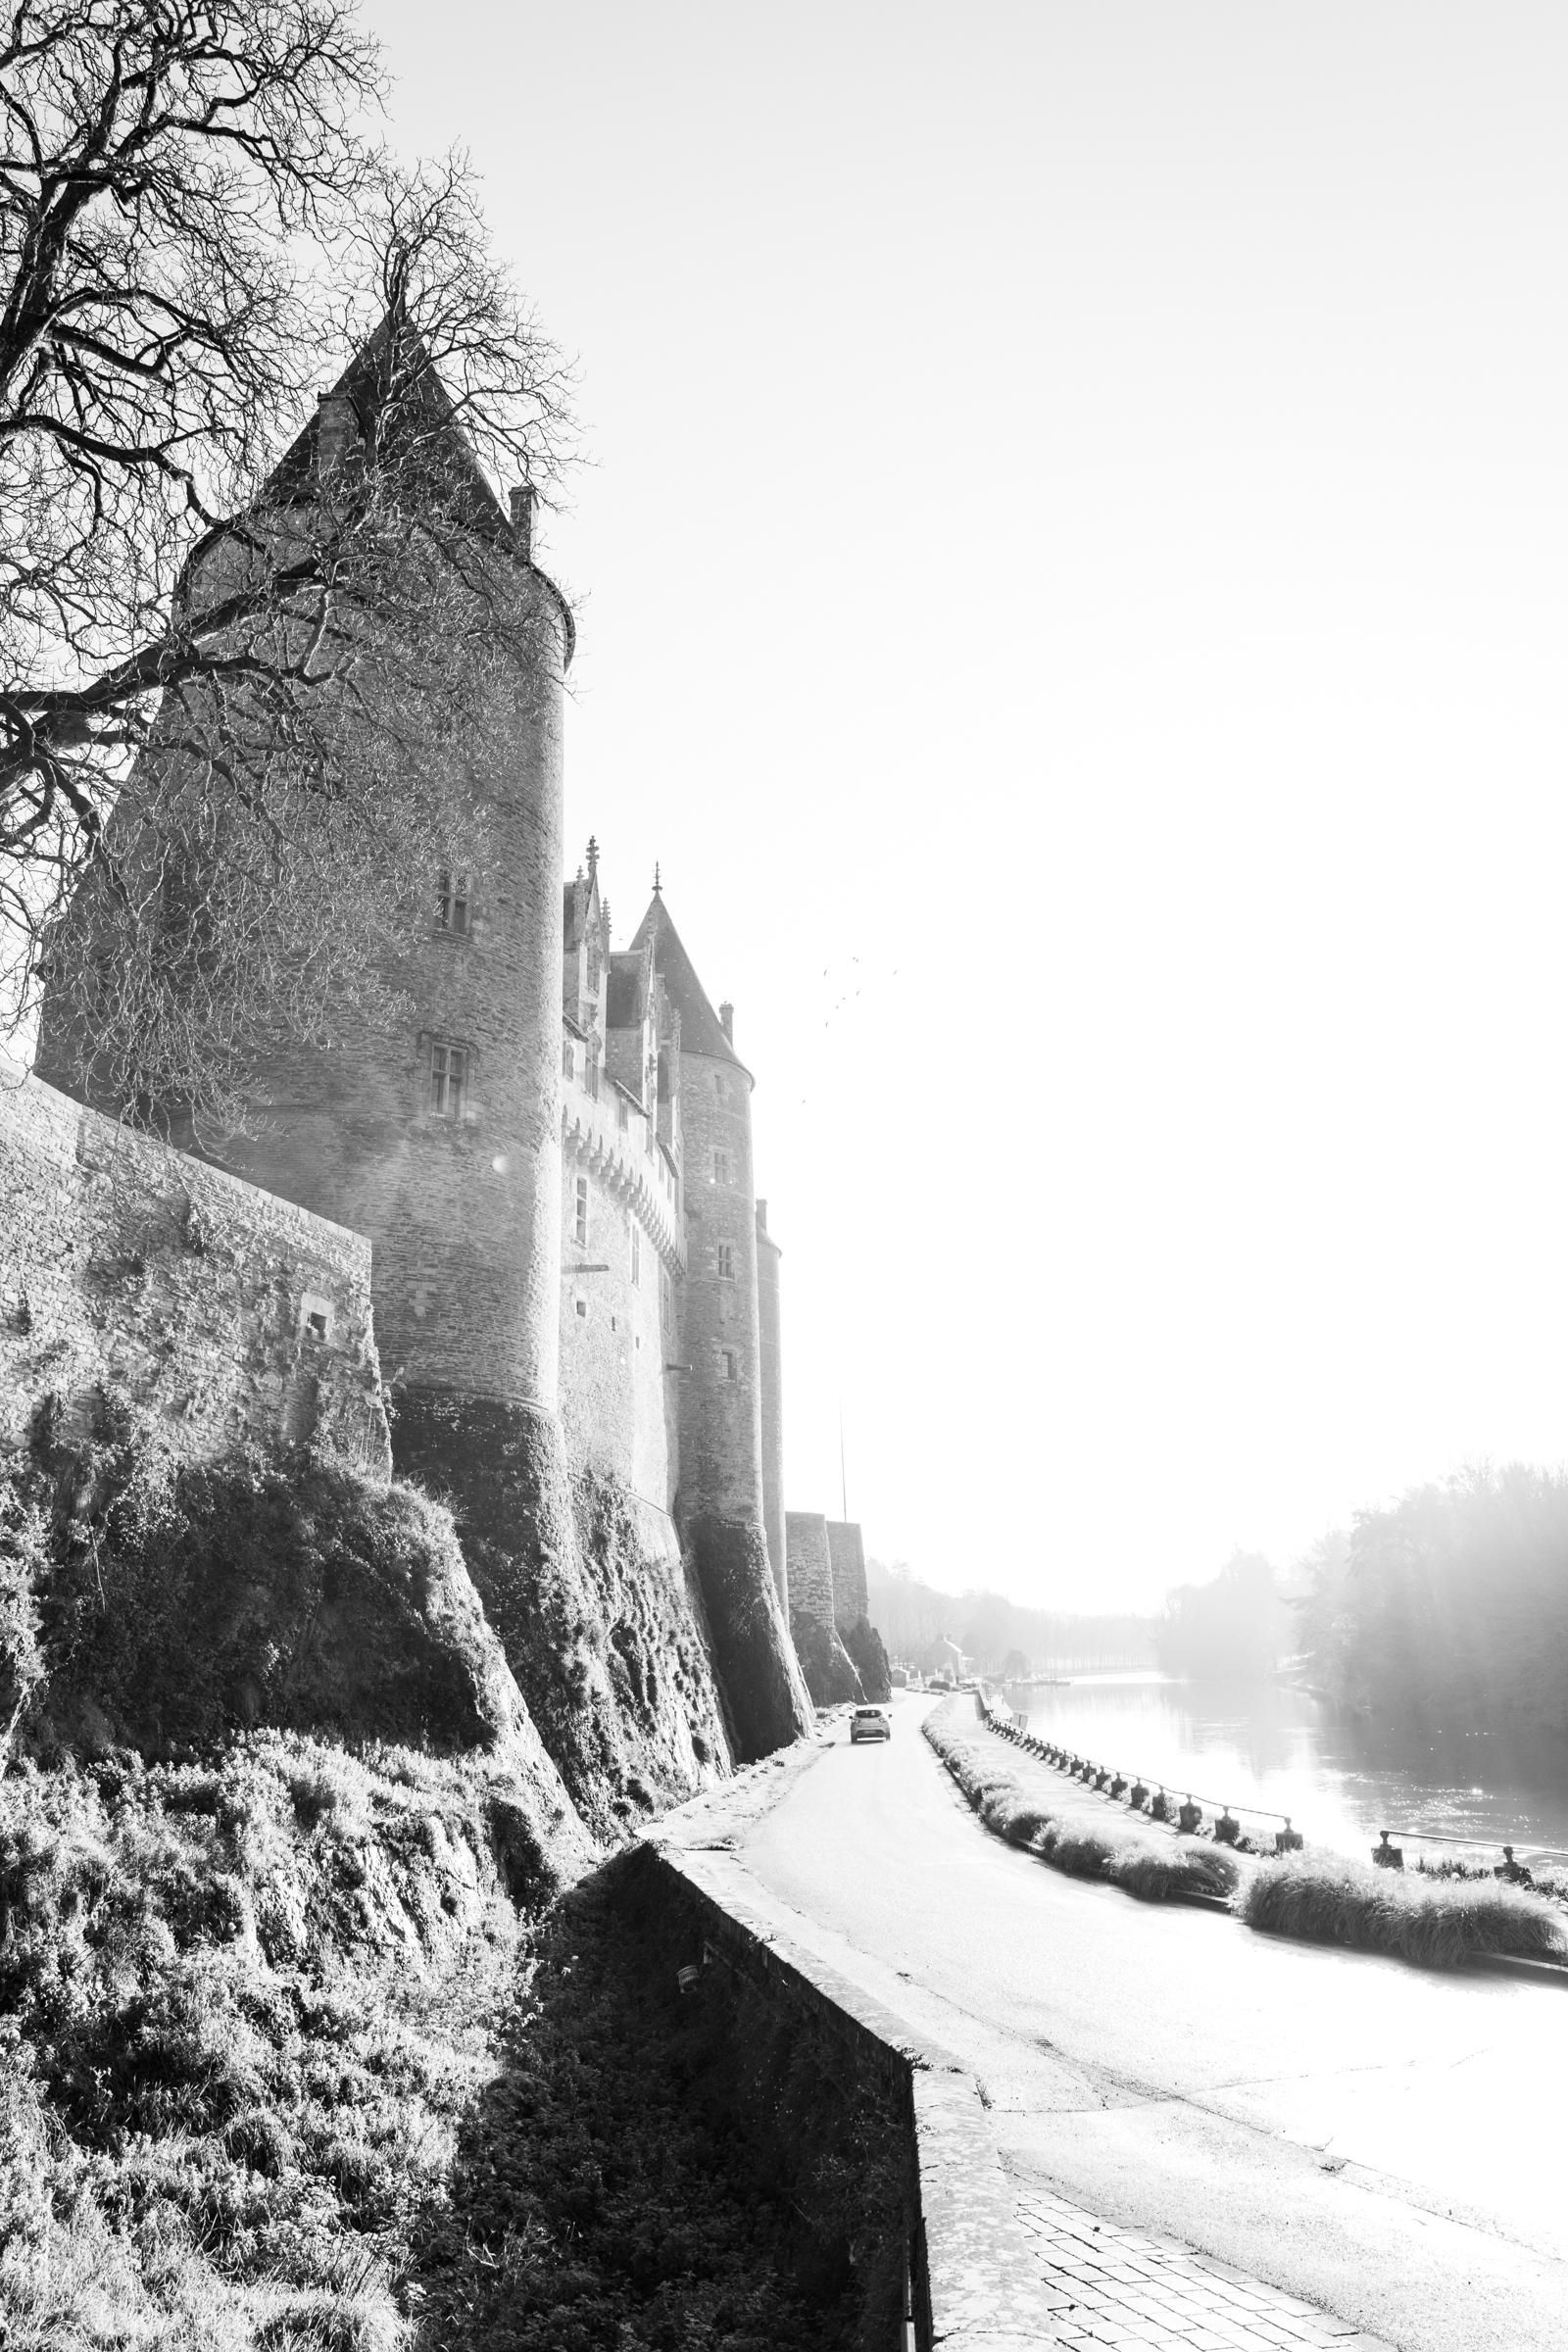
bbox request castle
[8,329,885,1809]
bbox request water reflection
[1002,1673,1568,1863]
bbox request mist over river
[1002,1673,1568,1864]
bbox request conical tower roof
[629,887,746,1072]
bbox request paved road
[740,1696,1568,2352]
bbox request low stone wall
[0,1067,389,1479]
[642,1832,1057,2350]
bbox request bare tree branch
[0,0,576,1130]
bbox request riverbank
[926,1698,1568,1972]
[741,1692,1568,2352]
[998,1666,1568,1867]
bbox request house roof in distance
[628,889,747,1073]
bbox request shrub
[1042,1825,1117,1878]
[1109,1840,1241,1901]
[0,1735,538,2346]
[1234,1849,1568,1969]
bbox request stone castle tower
[31,322,868,1757]
[36,329,815,1771]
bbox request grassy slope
[0,1736,536,2350]
[924,1698,1568,1969]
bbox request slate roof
[628,895,745,1071]
[260,317,575,664]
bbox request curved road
[741,1696,1567,2352]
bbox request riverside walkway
[738,1694,1568,2352]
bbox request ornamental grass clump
[922,1699,1242,1902]
[1109,1840,1241,1902]
[1234,1849,1568,1969]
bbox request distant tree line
[864,1559,1155,1676]
[1153,1549,1293,1680]
[1295,1465,1568,1740]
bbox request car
[850,1706,891,1743]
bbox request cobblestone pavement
[1013,2180,1396,2351]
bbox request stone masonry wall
[196,567,569,1421]
[0,1067,389,1478]
[755,1202,786,1614]
[559,1055,683,1513]
[787,1509,864,1707]
[826,1520,869,1634]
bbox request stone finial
[652,861,662,897]
[586,836,599,884]
[719,1001,734,1043]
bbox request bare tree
[0,0,573,1127]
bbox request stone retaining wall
[642,1833,1057,2350]
[0,1066,389,1479]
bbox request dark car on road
[850,1706,891,1743]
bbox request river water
[1000,1672,1568,1865]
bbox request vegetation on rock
[0,1735,538,2349]
[389,1392,736,1838]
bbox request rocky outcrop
[841,1614,893,1703]
[682,1512,815,1759]
[826,1519,890,1699]
[391,1389,740,1838]
[9,1438,592,1876]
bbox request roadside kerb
[641,1815,1060,2351]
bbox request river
[1000,1670,1568,1864]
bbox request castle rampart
[785,1510,864,1705]
[0,1064,389,1479]
[827,1520,870,1633]
[560,1050,684,1513]
[756,1200,786,1613]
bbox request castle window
[563,1039,575,1080]
[576,1298,587,1318]
[299,1292,334,1346]
[711,1148,731,1186]
[430,1041,466,1119]
[716,1242,735,1282]
[718,1347,738,1383]
[617,1097,629,1132]
[573,1175,589,1247]
[630,1225,641,1287]
[585,1043,599,1102]
[437,869,470,936]
[661,1269,673,1337]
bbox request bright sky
[369,1,1568,1612]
